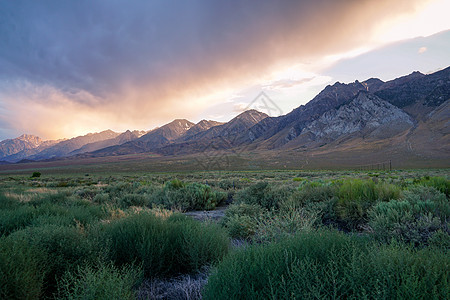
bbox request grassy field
[0,168,448,299]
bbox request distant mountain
[374,68,449,108]
[69,130,146,156]
[89,119,195,156]
[177,120,224,141]
[0,134,42,158]
[0,134,58,161]
[288,92,414,148]
[250,80,367,149]
[156,110,269,155]
[2,66,448,164]
[28,130,119,160]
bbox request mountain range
[1,66,449,165]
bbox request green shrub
[153,181,226,211]
[289,181,337,206]
[235,182,295,210]
[0,236,46,300]
[204,230,449,299]
[57,262,142,300]
[0,193,19,209]
[221,204,264,239]
[93,193,110,204]
[31,172,41,178]
[335,179,401,229]
[253,207,319,243]
[119,193,149,207]
[369,186,449,246]
[8,225,98,295]
[402,186,449,218]
[0,194,108,234]
[418,176,449,197]
[100,212,229,277]
[0,206,36,236]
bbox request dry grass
[4,188,59,203]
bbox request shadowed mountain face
[1,66,449,164]
[289,92,414,148]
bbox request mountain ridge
[2,66,449,164]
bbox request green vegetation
[57,262,143,300]
[0,170,448,299]
[100,212,229,277]
[204,230,449,299]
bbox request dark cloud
[0,0,428,139]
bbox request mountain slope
[252,80,367,149]
[177,120,224,142]
[89,119,195,156]
[69,130,146,155]
[0,134,60,162]
[155,110,269,156]
[0,134,43,159]
[287,92,414,148]
[2,66,448,164]
[374,68,449,108]
[28,130,119,160]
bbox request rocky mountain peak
[300,92,414,142]
[233,109,268,123]
[17,134,42,146]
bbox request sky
[0,0,449,141]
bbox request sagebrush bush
[204,230,449,299]
[93,193,110,204]
[0,236,46,300]
[235,182,296,210]
[0,193,108,236]
[369,186,449,246]
[253,207,319,243]
[57,262,143,300]
[8,225,99,295]
[0,205,36,236]
[0,193,19,209]
[221,203,264,239]
[288,181,337,206]
[154,181,226,211]
[417,176,449,197]
[335,179,401,229]
[100,212,229,277]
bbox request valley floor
[1,169,448,299]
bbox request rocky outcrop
[299,92,414,142]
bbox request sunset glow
[0,0,449,140]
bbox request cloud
[418,46,428,54]
[0,0,433,139]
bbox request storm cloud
[0,0,433,139]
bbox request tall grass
[57,262,143,300]
[204,230,449,299]
[234,182,296,210]
[99,212,229,277]
[0,236,46,300]
[335,179,401,229]
[7,224,99,296]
